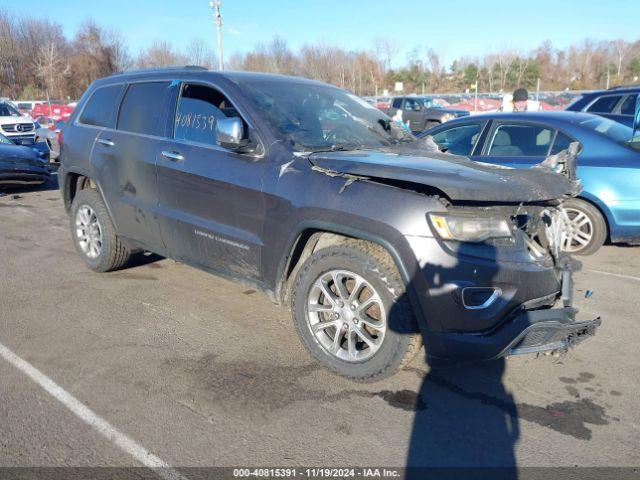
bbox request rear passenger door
[479,122,555,168]
[93,81,172,251]
[66,84,123,180]
[155,81,267,280]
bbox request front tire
[291,241,422,382]
[560,198,607,256]
[70,188,131,272]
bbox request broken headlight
[429,213,512,242]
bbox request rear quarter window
[620,94,638,116]
[117,82,170,136]
[79,85,123,128]
[586,95,623,114]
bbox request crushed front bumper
[500,307,601,357]
[426,306,601,364]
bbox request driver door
[156,81,267,280]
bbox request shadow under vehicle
[58,68,599,381]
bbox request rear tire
[291,240,422,382]
[560,198,607,256]
[70,188,131,272]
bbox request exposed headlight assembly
[429,213,512,242]
[441,113,456,122]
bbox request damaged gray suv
[59,68,601,381]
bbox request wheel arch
[275,221,414,306]
[61,167,121,232]
[62,168,93,212]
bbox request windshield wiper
[308,144,357,154]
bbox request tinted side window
[392,98,402,109]
[174,83,241,146]
[432,123,483,155]
[550,131,574,154]
[79,85,122,127]
[487,124,553,156]
[117,82,170,136]
[620,94,638,116]
[587,95,622,114]
[404,98,418,111]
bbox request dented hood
[309,150,578,203]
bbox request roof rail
[607,84,640,90]
[108,65,209,77]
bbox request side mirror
[633,95,640,141]
[216,117,244,150]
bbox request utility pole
[209,0,224,70]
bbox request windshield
[241,81,415,151]
[578,116,640,151]
[0,103,21,117]
[0,132,12,144]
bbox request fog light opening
[461,287,502,310]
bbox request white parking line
[588,269,640,282]
[0,341,188,480]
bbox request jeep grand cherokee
[58,68,600,381]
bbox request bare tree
[105,29,133,72]
[137,41,188,68]
[186,37,212,68]
[373,37,399,74]
[265,36,297,74]
[426,48,442,90]
[34,41,69,100]
[497,50,516,91]
[613,39,633,78]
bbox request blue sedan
[422,111,640,255]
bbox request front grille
[1,123,34,133]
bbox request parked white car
[0,102,36,144]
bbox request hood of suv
[309,150,578,203]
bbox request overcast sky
[8,0,638,66]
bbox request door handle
[161,150,185,162]
[97,139,115,147]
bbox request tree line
[1,9,638,101]
[228,37,640,95]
